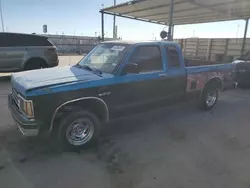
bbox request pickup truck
[8,41,235,149]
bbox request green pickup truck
[8,40,235,149]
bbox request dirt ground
[1,56,250,188]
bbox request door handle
[98,92,111,97]
[159,73,168,77]
[97,87,111,97]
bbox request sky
[1,0,250,40]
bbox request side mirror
[121,63,139,75]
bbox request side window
[166,46,180,68]
[0,34,27,47]
[0,35,10,47]
[0,33,53,47]
[129,46,162,72]
[16,36,53,46]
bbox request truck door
[113,44,172,114]
[164,45,187,101]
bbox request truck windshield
[78,43,129,74]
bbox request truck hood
[12,66,111,95]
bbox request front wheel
[200,86,218,111]
[57,110,100,149]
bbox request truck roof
[101,40,178,45]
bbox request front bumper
[8,94,39,136]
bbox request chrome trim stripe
[49,97,109,132]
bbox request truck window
[166,46,180,68]
[129,46,162,72]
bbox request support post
[195,38,199,57]
[101,11,104,41]
[180,39,184,50]
[168,0,174,41]
[113,0,116,39]
[206,39,212,60]
[224,39,229,56]
[0,0,4,32]
[241,19,249,56]
[172,25,175,39]
[184,39,187,56]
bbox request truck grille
[12,88,20,111]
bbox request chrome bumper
[8,94,39,137]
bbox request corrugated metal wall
[175,38,250,62]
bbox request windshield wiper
[83,65,102,75]
[76,64,103,76]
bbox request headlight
[19,97,34,118]
[23,100,34,117]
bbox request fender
[49,97,109,132]
[200,76,223,98]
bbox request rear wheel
[201,85,218,110]
[57,110,100,149]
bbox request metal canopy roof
[102,0,250,26]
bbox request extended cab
[8,41,235,148]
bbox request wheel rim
[206,90,217,107]
[66,118,94,146]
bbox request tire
[57,110,100,149]
[24,59,48,71]
[200,85,219,111]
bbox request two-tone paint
[8,41,235,136]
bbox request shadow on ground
[1,89,250,188]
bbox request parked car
[0,32,58,72]
[233,51,250,87]
[8,41,235,148]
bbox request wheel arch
[23,57,48,69]
[200,76,223,98]
[49,97,109,133]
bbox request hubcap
[206,91,217,107]
[66,118,94,146]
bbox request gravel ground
[1,56,250,188]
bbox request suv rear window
[0,33,53,47]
